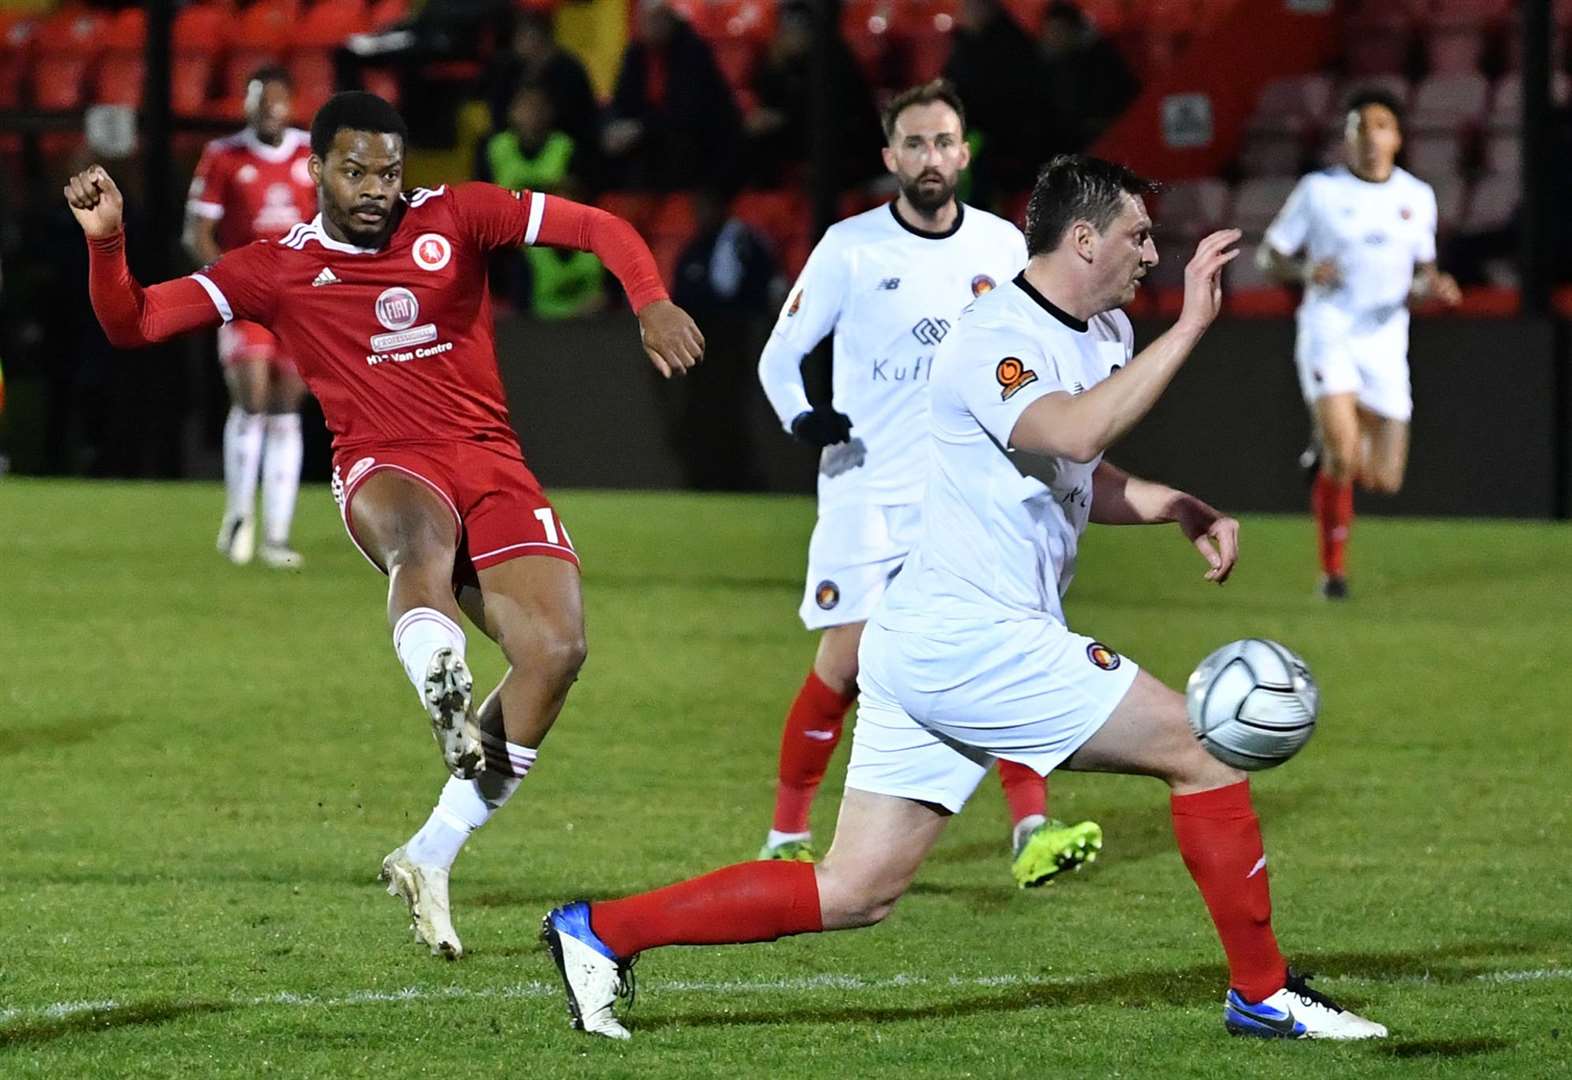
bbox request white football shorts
[847,614,1140,813]
[798,502,923,630]
[1294,307,1412,422]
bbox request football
[1184,639,1319,771]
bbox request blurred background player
[69,91,704,961]
[756,80,1101,887]
[544,157,1385,1043]
[185,67,318,569]
[1257,89,1461,600]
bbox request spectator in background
[1036,1,1139,151]
[603,0,741,191]
[480,84,604,320]
[944,0,1046,200]
[662,187,777,489]
[483,11,602,183]
[744,0,882,192]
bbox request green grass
[1,478,1569,1078]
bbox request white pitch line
[2,968,1568,1027]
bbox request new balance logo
[311,267,342,287]
[878,277,901,290]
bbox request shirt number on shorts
[534,507,573,549]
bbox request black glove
[790,406,853,448]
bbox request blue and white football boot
[1224,969,1387,1040]
[541,901,636,1040]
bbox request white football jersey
[758,202,1028,510]
[876,275,1134,631]
[1263,165,1437,336]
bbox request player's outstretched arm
[65,166,225,347]
[1090,461,1238,583]
[1009,229,1240,463]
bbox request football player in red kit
[185,66,318,568]
[67,92,704,959]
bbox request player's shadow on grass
[0,712,135,757]
[630,939,1541,1039]
[0,1001,231,1051]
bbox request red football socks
[772,670,857,834]
[997,759,1047,825]
[1311,473,1354,577]
[1171,781,1288,1003]
[589,860,823,958]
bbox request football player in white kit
[544,155,1388,1042]
[1258,89,1460,599]
[756,81,1101,887]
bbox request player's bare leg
[258,364,308,570]
[544,787,948,1038]
[1310,392,1362,599]
[218,358,270,565]
[762,621,862,860]
[1061,669,1385,1038]
[349,471,482,779]
[1356,408,1408,496]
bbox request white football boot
[258,543,304,570]
[423,647,483,779]
[541,902,634,1040]
[217,515,256,565]
[1224,969,1388,1039]
[380,845,462,959]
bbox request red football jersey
[195,183,551,454]
[187,127,317,251]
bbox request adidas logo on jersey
[311,267,342,287]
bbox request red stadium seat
[1460,173,1518,233]
[31,8,108,110]
[172,54,216,116]
[94,7,146,107]
[220,0,294,102]
[1158,178,1230,236]
[731,188,809,270]
[1335,74,1412,112]
[1238,130,1304,177]
[296,0,370,46]
[1432,172,1467,231]
[0,14,36,112]
[1418,0,1510,24]
[1425,28,1484,75]
[370,0,410,30]
[1482,130,1519,176]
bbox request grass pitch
[1,479,1569,1078]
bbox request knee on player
[1320,438,1361,484]
[1359,468,1403,496]
[496,609,587,689]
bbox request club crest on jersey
[375,287,420,331]
[412,233,452,272]
[815,580,840,610]
[996,357,1038,401]
[1400,206,1412,220]
[1086,642,1121,671]
[971,274,996,297]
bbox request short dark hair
[1343,86,1405,132]
[247,64,292,91]
[881,79,966,142]
[1024,154,1158,256]
[310,92,409,158]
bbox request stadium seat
[1158,177,1230,236]
[1424,28,1484,75]
[1231,177,1296,234]
[1460,172,1518,233]
[369,0,410,29]
[1238,130,1304,177]
[1488,71,1571,128]
[731,188,809,271]
[1409,73,1490,130]
[1344,29,1409,76]
[94,7,146,107]
[291,2,371,116]
[1336,74,1411,112]
[1405,131,1461,177]
[219,0,294,105]
[1419,0,1511,23]
[1483,130,1519,176]
[1248,73,1333,136]
[31,8,108,110]
[0,14,36,112]
[1431,172,1467,231]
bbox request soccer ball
[1184,639,1319,771]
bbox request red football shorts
[331,440,579,587]
[218,319,297,373]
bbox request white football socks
[222,405,265,522]
[406,741,537,870]
[261,412,302,546]
[1012,814,1047,857]
[393,607,466,697]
